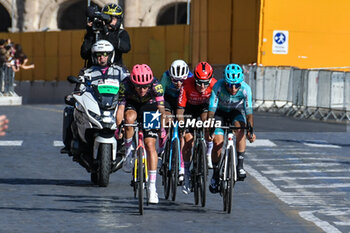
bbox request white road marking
[261,169,350,175]
[333,221,350,226]
[281,183,350,189]
[53,141,64,147]
[256,162,341,167]
[245,165,344,233]
[249,158,337,162]
[272,176,350,181]
[299,211,342,233]
[303,142,341,149]
[246,139,276,147]
[0,140,23,146]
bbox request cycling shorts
[214,109,246,135]
[125,101,159,139]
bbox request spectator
[11,44,35,72]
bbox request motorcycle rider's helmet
[169,59,189,82]
[130,64,154,86]
[102,3,123,30]
[91,40,115,65]
[224,64,244,84]
[194,62,213,86]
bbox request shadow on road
[0,178,92,187]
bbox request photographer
[80,3,131,68]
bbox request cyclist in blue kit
[207,64,256,193]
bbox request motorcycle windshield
[90,78,120,110]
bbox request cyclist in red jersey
[176,62,217,194]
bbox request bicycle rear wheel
[226,146,235,213]
[170,139,179,201]
[198,141,207,207]
[137,148,144,215]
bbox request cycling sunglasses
[195,79,210,87]
[226,83,241,89]
[171,79,184,85]
[95,52,110,57]
[134,84,151,89]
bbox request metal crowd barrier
[244,65,350,122]
[0,64,15,96]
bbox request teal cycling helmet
[224,64,244,84]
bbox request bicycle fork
[225,133,237,182]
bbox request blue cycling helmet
[224,64,244,84]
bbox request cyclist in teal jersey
[160,59,193,182]
[160,60,193,111]
[207,64,256,193]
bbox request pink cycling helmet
[130,64,154,85]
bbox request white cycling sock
[206,141,213,156]
[149,170,157,192]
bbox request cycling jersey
[118,77,164,107]
[209,79,253,115]
[178,77,217,108]
[160,71,194,98]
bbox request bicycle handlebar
[209,122,254,136]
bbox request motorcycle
[65,75,124,187]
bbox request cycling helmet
[91,40,115,65]
[102,3,123,29]
[130,64,154,86]
[194,62,213,81]
[169,59,189,81]
[224,64,244,84]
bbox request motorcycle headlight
[102,116,113,123]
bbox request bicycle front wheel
[137,148,144,215]
[170,139,179,201]
[226,146,235,213]
[162,139,171,200]
[198,141,207,207]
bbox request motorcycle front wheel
[98,143,112,187]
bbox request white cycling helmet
[169,59,189,81]
[91,40,115,65]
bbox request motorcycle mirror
[67,76,81,84]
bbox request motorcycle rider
[115,64,166,204]
[61,39,128,154]
[81,3,131,67]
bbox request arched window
[57,0,100,30]
[0,4,11,32]
[156,3,188,26]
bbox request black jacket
[80,27,131,67]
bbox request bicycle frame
[168,122,181,172]
[124,123,148,184]
[222,131,237,182]
[124,122,149,215]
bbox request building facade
[0,0,190,32]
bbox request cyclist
[160,59,193,182]
[176,61,217,194]
[207,64,256,194]
[115,64,166,204]
[61,40,127,154]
